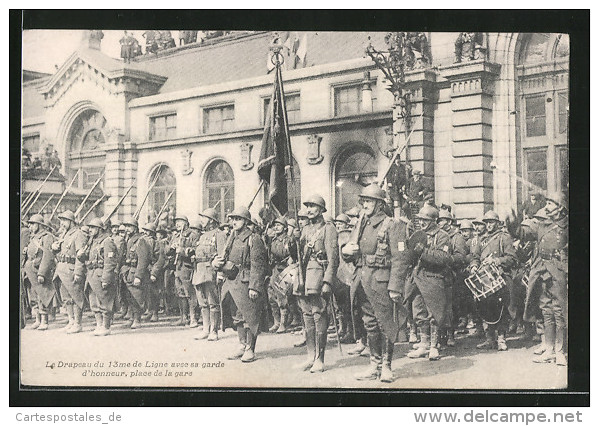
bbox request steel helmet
[88,218,104,229]
[297,208,309,218]
[345,206,361,218]
[533,208,550,221]
[472,217,485,226]
[436,210,453,222]
[156,225,169,235]
[287,218,297,229]
[415,205,439,221]
[142,222,157,233]
[323,213,333,223]
[334,213,350,224]
[174,215,189,223]
[189,217,202,230]
[273,216,288,227]
[459,219,474,230]
[28,214,45,226]
[199,208,219,223]
[58,210,77,223]
[545,191,567,209]
[303,194,327,212]
[111,219,122,228]
[482,210,500,222]
[118,224,126,232]
[102,216,112,229]
[359,183,387,202]
[227,206,252,222]
[122,216,138,228]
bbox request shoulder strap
[377,217,394,241]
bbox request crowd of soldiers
[20,177,568,382]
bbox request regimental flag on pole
[257,62,293,216]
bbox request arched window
[204,160,234,222]
[335,145,377,215]
[147,164,176,226]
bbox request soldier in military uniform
[86,218,118,336]
[189,217,203,242]
[405,205,452,361]
[469,211,518,351]
[120,217,152,330]
[51,210,88,334]
[141,222,163,323]
[342,184,410,382]
[293,195,339,373]
[333,213,356,343]
[23,214,57,330]
[520,193,568,366]
[193,208,226,341]
[456,219,475,334]
[156,225,174,315]
[267,216,296,334]
[168,215,199,328]
[212,207,268,363]
[403,170,430,218]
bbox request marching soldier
[141,222,163,323]
[341,184,410,382]
[52,210,88,334]
[86,218,119,336]
[212,207,268,363]
[293,195,339,373]
[267,216,295,334]
[110,220,127,318]
[469,210,518,351]
[193,208,226,341]
[520,192,568,366]
[120,217,152,330]
[405,205,452,361]
[23,214,57,330]
[169,215,199,328]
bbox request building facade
[22,31,569,223]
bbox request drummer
[469,211,518,351]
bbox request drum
[272,263,299,297]
[464,263,507,301]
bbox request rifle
[38,194,55,213]
[152,189,175,226]
[49,170,80,221]
[80,194,107,223]
[22,190,43,218]
[74,171,105,218]
[101,184,135,226]
[21,165,57,209]
[134,167,162,220]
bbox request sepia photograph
[18,17,579,394]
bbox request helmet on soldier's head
[297,208,309,219]
[273,216,288,227]
[545,191,567,209]
[472,217,485,226]
[482,210,500,222]
[415,205,439,221]
[303,194,327,212]
[227,206,252,222]
[123,216,138,228]
[58,210,77,223]
[459,219,474,230]
[88,218,104,229]
[101,216,111,229]
[334,213,350,224]
[142,222,156,233]
[118,224,126,232]
[436,210,453,222]
[412,170,422,176]
[174,215,189,224]
[156,225,169,236]
[359,183,387,202]
[43,218,55,231]
[28,214,45,226]
[199,208,219,223]
[323,214,333,223]
[287,218,297,229]
[111,219,122,228]
[533,208,550,221]
[189,217,202,230]
[345,206,360,218]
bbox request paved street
[21,311,567,389]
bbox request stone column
[441,60,501,219]
[104,130,138,222]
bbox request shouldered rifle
[218,229,238,280]
[22,190,43,218]
[152,189,175,226]
[39,194,55,213]
[80,194,107,223]
[74,171,105,218]
[21,165,57,209]
[134,168,162,220]
[101,184,135,226]
[49,170,81,221]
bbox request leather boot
[276,309,288,333]
[130,311,141,329]
[124,305,133,320]
[355,332,382,380]
[188,302,198,328]
[195,309,210,340]
[408,322,419,344]
[208,311,219,341]
[171,299,187,326]
[241,328,257,363]
[150,311,158,322]
[28,310,41,330]
[63,304,75,331]
[407,330,430,358]
[380,338,394,383]
[295,327,316,371]
[429,323,440,360]
[38,314,49,331]
[269,307,280,333]
[310,332,327,373]
[68,305,83,334]
[92,312,103,335]
[97,313,111,336]
[228,325,247,360]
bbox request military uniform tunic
[268,232,295,306]
[54,227,88,309]
[87,232,119,314]
[170,228,195,298]
[24,229,57,312]
[121,233,152,311]
[193,226,226,314]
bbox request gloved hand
[248,289,259,300]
